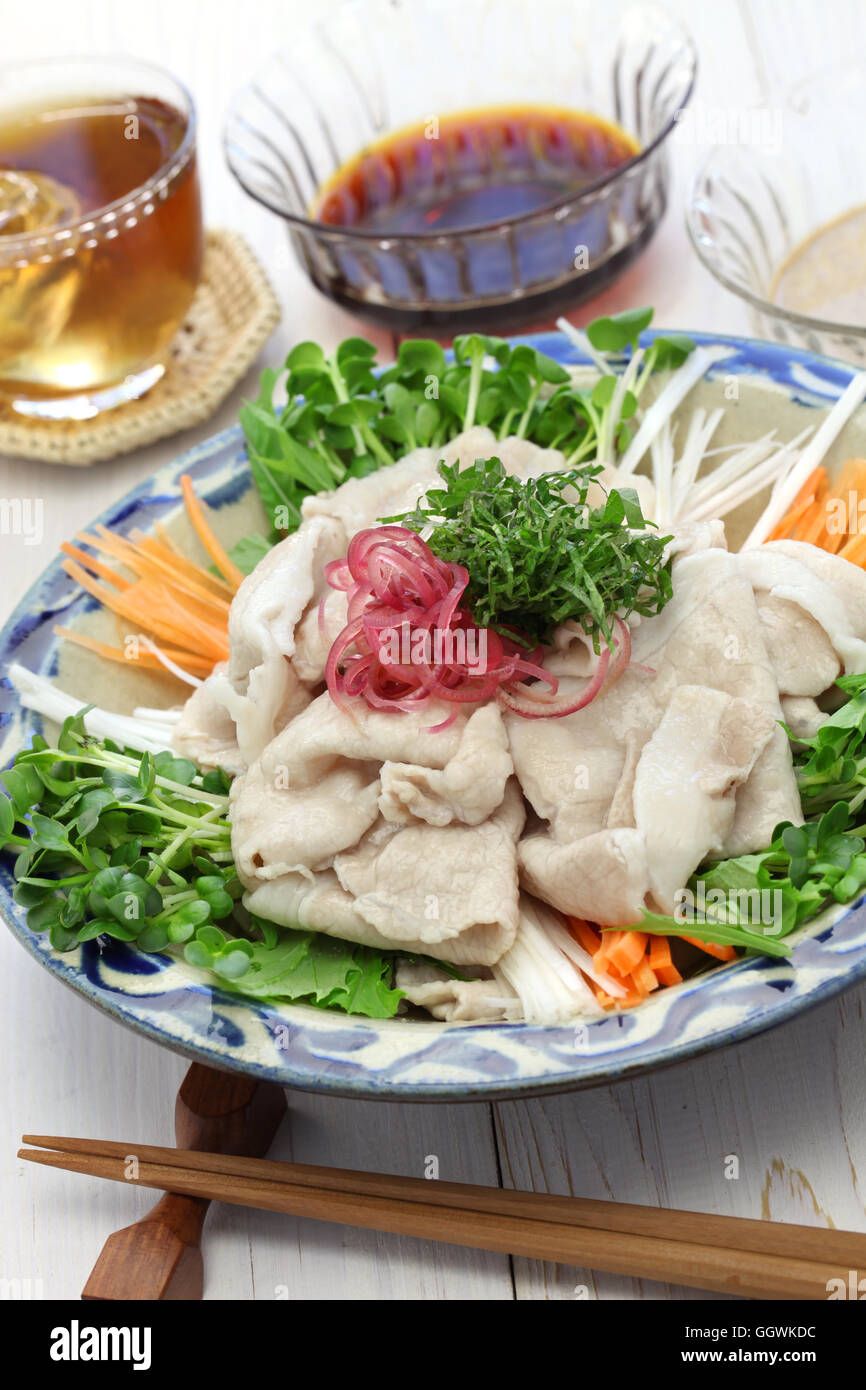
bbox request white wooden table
[2,0,865,1301]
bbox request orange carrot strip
[180,474,245,590]
[153,519,185,555]
[567,917,602,955]
[631,956,659,996]
[592,989,616,1010]
[116,547,232,613]
[797,507,830,548]
[813,460,865,553]
[789,465,826,510]
[767,493,818,542]
[682,935,737,962]
[595,985,643,1011]
[821,526,846,555]
[788,506,820,543]
[83,527,232,616]
[593,929,619,975]
[57,473,249,682]
[767,467,826,540]
[604,929,648,977]
[129,588,229,659]
[53,626,212,678]
[60,541,131,590]
[147,582,231,649]
[648,936,683,987]
[839,534,866,564]
[132,532,234,597]
[61,560,229,662]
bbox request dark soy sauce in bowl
[308,104,646,332]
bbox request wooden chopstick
[20,1136,864,1299]
[21,1132,866,1268]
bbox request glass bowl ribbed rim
[686,147,866,343]
[224,10,698,244]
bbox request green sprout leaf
[586,307,654,352]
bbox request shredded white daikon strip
[685,434,784,508]
[618,345,733,477]
[686,437,807,523]
[133,705,183,723]
[492,899,612,1022]
[541,913,628,998]
[137,635,202,687]
[555,315,613,377]
[743,370,866,546]
[650,420,676,527]
[599,347,644,463]
[7,664,176,754]
[670,407,725,518]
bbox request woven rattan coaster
[0,229,281,466]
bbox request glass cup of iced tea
[0,57,203,419]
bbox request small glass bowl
[225,0,696,334]
[0,56,202,420]
[687,63,866,367]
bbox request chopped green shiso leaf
[392,456,673,649]
[239,310,695,538]
[0,712,403,1019]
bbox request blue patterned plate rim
[2,327,866,1101]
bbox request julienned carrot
[66,539,231,625]
[60,559,230,669]
[595,985,644,1010]
[799,506,831,549]
[180,474,245,589]
[57,475,247,683]
[765,492,817,541]
[60,542,132,590]
[62,558,228,653]
[766,466,826,541]
[631,955,659,996]
[592,929,617,975]
[839,532,866,564]
[767,459,866,565]
[567,917,602,955]
[648,935,683,987]
[578,923,729,1010]
[682,935,737,962]
[53,626,214,678]
[133,531,234,595]
[604,930,648,978]
[83,527,233,611]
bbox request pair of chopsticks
[20,1134,865,1299]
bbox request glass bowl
[224,0,696,333]
[0,56,202,420]
[686,63,866,367]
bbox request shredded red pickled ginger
[323,526,628,725]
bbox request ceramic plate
[3,330,866,1101]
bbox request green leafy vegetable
[0,716,404,1019]
[226,532,273,577]
[789,672,866,816]
[631,680,866,960]
[239,311,695,537]
[216,919,404,1016]
[586,306,695,378]
[587,307,655,353]
[393,456,672,648]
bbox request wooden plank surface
[2,0,865,1302]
